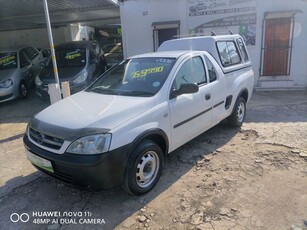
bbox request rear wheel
[19,82,29,99]
[227,97,246,127]
[123,140,164,195]
[102,62,108,74]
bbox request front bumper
[23,134,131,190]
[0,86,17,102]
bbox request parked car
[0,46,43,103]
[103,43,123,67]
[24,35,254,195]
[38,48,51,66]
[35,41,108,100]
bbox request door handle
[205,93,211,100]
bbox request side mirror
[91,58,99,64]
[40,61,46,68]
[170,83,199,99]
[42,50,50,58]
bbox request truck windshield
[0,52,17,70]
[87,57,176,97]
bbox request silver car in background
[0,46,43,103]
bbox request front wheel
[227,97,246,127]
[123,140,164,195]
[19,82,29,99]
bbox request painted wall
[120,0,188,58]
[0,25,95,50]
[120,0,307,87]
[0,27,67,49]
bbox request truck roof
[158,34,242,53]
[158,34,252,73]
[158,35,243,54]
[130,50,196,59]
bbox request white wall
[0,24,95,50]
[120,0,307,87]
[120,0,188,58]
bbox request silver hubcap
[237,101,245,123]
[136,151,159,188]
[21,84,27,96]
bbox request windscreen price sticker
[65,51,81,60]
[10,211,106,225]
[0,55,15,65]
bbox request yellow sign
[0,55,15,65]
[65,52,81,60]
[132,66,164,78]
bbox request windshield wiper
[88,87,154,97]
[89,87,113,94]
[120,90,154,96]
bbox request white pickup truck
[23,34,254,195]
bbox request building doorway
[152,21,180,51]
[261,17,293,76]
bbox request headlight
[73,72,88,84]
[0,79,13,88]
[35,76,42,86]
[67,134,111,154]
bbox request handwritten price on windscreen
[0,56,15,65]
[131,66,164,78]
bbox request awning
[0,0,120,32]
[152,21,180,30]
[264,9,303,19]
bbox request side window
[19,49,29,68]
[204,56,217,83]
[217,41,241,67]
[91,43,101,56]
[25,47,38,61]
[172,56,207,90]
[237,38,249,62]
[89,49,97,63]
[33,47,39,58]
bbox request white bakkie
[24,34,254,195]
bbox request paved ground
[0,90,306,230]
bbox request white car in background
[24,34,254,195]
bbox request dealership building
[120,0,307,90]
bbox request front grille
[33,164,73,184]
[29,128,64,150]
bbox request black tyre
[227,97,246,127]
[19,82,29,99]
[102,62,108,74]
[123,140,164,195]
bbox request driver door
[168,56,214,150]
[19,48,35,84]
